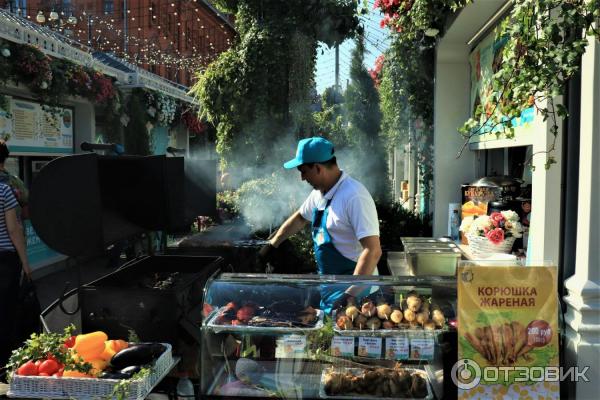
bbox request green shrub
[376,201,432,250]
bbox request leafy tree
[344,35,388,201]
[192,1,362,168]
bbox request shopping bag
[12,274,42,347]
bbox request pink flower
[490,212,505,227]
[486,228,505,244]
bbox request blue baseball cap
[283,137,335,169]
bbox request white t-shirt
[299,172,379,262]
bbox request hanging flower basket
[466,234,516,257]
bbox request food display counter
[200,273,458,399]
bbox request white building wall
[563,34,600,400]
[433,41,478,236]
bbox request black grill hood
[29,153,216,257]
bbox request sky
[314,0,391,94]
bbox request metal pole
[123,0,128,53]
[335,45,339,92]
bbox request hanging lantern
[67,16,78,25]
[49,11,59,21]
[36,11,46,23]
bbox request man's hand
[257,243,276,265]
[331,292,353,312]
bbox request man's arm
[269,211,309,248]
[354,235,382,275]
[6,207,31,278]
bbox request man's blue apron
[312,198,357,314]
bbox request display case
[201,273,457,399]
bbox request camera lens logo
[451,358,481,390]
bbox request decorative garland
[0,39,210,151]
[0,38,121,113]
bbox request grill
[31,152,223,377]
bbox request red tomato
[52,371,63,377]
[38,359,59,375]
[64,336,76,348]
[38,372,50,376]
[16,361,38,376]
[34,360,42,367]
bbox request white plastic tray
[206,307,325,333]
[319,366,433,399]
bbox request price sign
[357,337,382,358]
[385,336,409,360]
[410,337,434,360]
[275,335,307,359]
[331,336,355,357]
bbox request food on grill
[336,315,353,330]
[354,314,368,330]
[432,309,445,328]
[403,309,416,323]
[212,301,318,328]
[376,302,392,320]
[334,293,447,331]
[390,309,403,324]
[366,317,381,330]
[345,305,359,321]
[416,312,429,325]
[361,300,376,317]
[382,320,395,329]
[323,365,428,398]
[406,292,422,312]
[424,321,436,331]
[236,306,256,323]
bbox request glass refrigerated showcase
[201,273,457,399]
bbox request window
[103,0,113,14]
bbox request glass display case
[200,273,457,399]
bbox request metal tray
[319,367,433,399]
[205,307,325,333]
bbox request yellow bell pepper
[88,358,109,376]
[63,369,94,378]
[72,331,108,361]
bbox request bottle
[450,210,460,242]
[176,377,195,399]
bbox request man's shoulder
[338,175,373,200]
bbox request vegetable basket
[7,344,173,400]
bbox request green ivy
[457,0,599,166]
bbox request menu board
[457,263,559,399]
[0,96,73,154]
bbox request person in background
[0,182,31,369]
[259,137,382,312]
[0,140,29,219]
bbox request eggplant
[98,371,131,380]
[110,343,166,369]
[119,365,143,376]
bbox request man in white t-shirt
[259,137,382,311]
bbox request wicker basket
[7,344,173,400]
[466,234,516,257]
